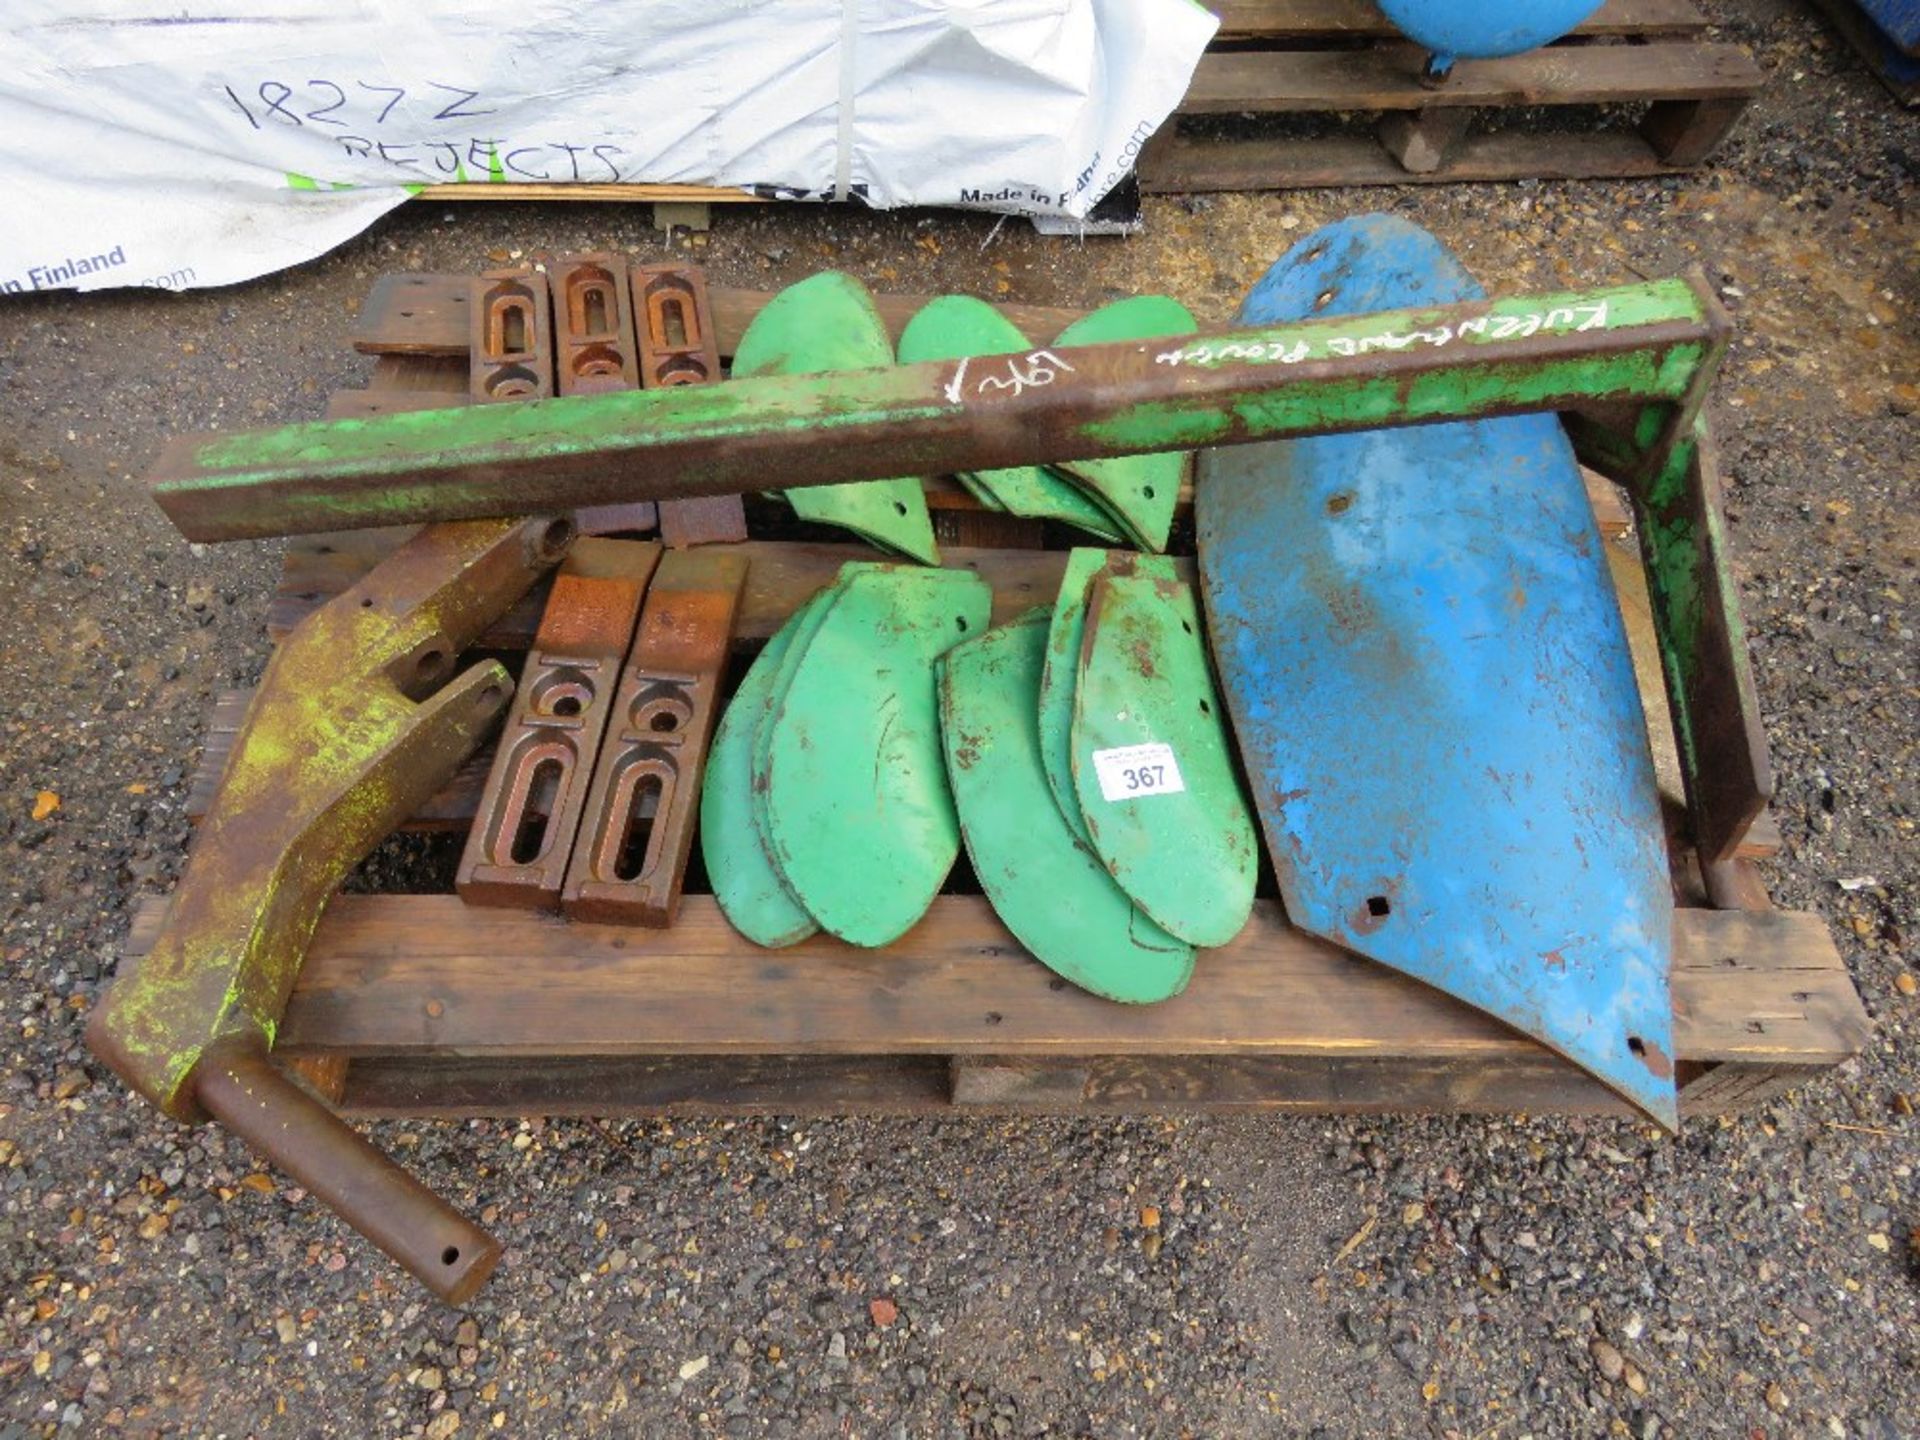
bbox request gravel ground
[2,3,1915,1436]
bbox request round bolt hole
[552,695,582,717]
[1314,289,1335,310]
[1365,895,1391,918]
[1303,244,1326,262]
[441,1246,461,1266]
[359,596,375,608]
[415,648,448,676]
[955,615,969,632]
[539,517,577,556]
[1142,485,1156,500]
[1199,698,1211,715]
[649,711,679,732]
[893,501,909,516]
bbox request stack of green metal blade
[937,549,1258,1003]
[731,273,942,565]
[897,295,1200,552]
[702,562,991,948]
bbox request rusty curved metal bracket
[90,515,573,1302]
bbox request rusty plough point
[563,548,749,925]
[89,515,575,1302]
[551,254,641,394]
[469,267,555,403]
[458,538,662,909]
[632,263,749,547]
[548,255,658,537]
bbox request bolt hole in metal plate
[1046,296,1200,553]
[755,565,993,947]
[895,297,1126,542]
[1194,215,1676,1127]
[940,610,1193,1004]
[1069,571,1258,948]
[728,272,940,565]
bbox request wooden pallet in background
[163,268,1863,1121]
[1140,0,1766,191]
[389,1,1762,224]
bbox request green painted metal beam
[149,276,1727,542]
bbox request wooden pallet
[387,1,1761,222]
[165,270,1864,1121]
[1139,0,1765,191]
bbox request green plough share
[758,565,993,947]
[940,611,1194,1004]
[701,593,831,948]
[730,272,940,564]
[1070,571,1258,948]
[897,297,1125,541]
[1037,549,1178,845]
[1048,296,1199,552]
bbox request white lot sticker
[1091,742,1187,802]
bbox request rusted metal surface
[149,273,1725,543]
[631,264,750,548]
[551,254,659,537]
[89,515,573,1298]
[457,539,661,909]
[563,549,749,924]
[469,268,554,402]
[197,1039,501,1304]
[552,254,642,394]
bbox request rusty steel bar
[196,1041,502,1304]
[632,264,749,547]
[90,515,573,1302]
[457,539,661,908]
[148,275,1728,543]
[562,549,748,924]
[551,254,659,538]
[469,269,555,403]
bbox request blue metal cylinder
[1375,0,1605,73]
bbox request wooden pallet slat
[1204,0,1711,43]
[117,895,1865,1118]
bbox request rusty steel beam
[551,255,659,538]
[563,549,748,925]
[457,539,661,909]
[632,264,749,548]
[149,275,1727,543]
[89,515,574,1302]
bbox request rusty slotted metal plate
[457,539,660,909]
[897,297,1125,541]
[757,565,993,947]
[1047,296,1199,552]
[1195,214,1677,1127]
[552,254,659,537]
[940,610,1194,1003]
[1069,570,1259,948]
[562,549,748,925]
[701,591,837,948]
[729,272,939,565]
[469,268,554,402]
[632,264,749,547]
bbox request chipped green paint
[702,592,832,948]
[88,518,567,1119]
[1068,570,1258,948]
[731,272,940,564]
[148,275,1723,544]
[897,296,1124,540]
[938,610,1194,1004]
[757,565,992,947]
[1049,295,1198,552]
